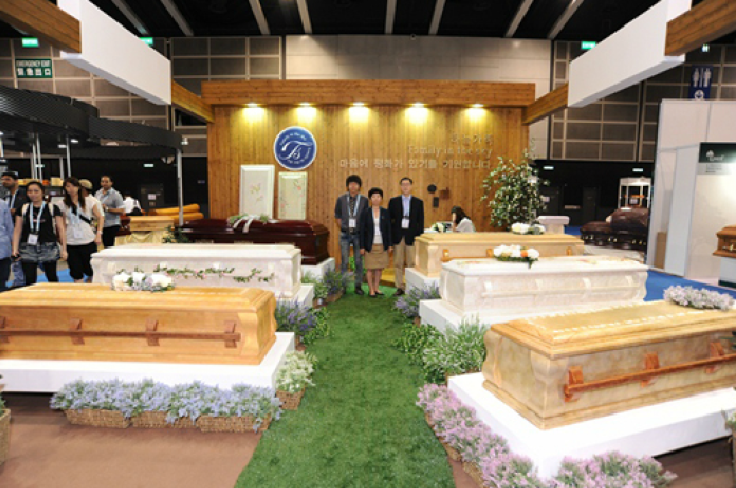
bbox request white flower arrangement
[111,270,175,292]
[431,222,447,233]
[511,222,546,235]
[275,351,316,394]
[663,286,734,311]
[492,244,539,268]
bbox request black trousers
[0,257,10,292]
[67,241,97,280]
[22,260,58,285]
[102,225,120,248]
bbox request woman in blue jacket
[360,187,393,297]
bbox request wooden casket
[177,219,329,265]
[0,284,277,365]
[441,256,647,317]
[482,301,736,429]
[91,243,302,298]
[415,233,585,277]
[581,221,612,247]
[714,225,736,258]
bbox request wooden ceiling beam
[171,80,214,123]
[0,0,81,53]
[201,79,536,107]
[522,84,568,125]
[665,0,736,56]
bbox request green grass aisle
[236,287,456,488]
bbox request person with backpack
[59,177,103,283]
[11,181,67,285]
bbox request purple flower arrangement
[416,384,676,488]
[275,300,319,336]
[395,285,441,319]
[51,379,281,432]
[663,286,734,311]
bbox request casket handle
[440,249,494,262]
[564,342,734,402]
[0,317,7,344]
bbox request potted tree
[0,375,10,465]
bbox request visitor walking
[94,175,124,248]
[360,187,392,298]
[334,175,369,295]
[451,206,475,233]
[123,191,143,216]
[0,200,13,292]
[388,177,424,296]
[1,171,26,287]
[60,177,103,283]
[11,181,66,285]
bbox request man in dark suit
[388,177,424,295]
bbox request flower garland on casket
[492,244,539,269]
[111,271,175,292]
[511,222,546,235]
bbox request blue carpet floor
[565,225,582,236]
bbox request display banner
[697,143,736,175]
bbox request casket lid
[417,232,582,245]
[495,300,736,359]
[96,243,300,259]
[0,284,272,313]
[717,225,736,238]
[443,256,647,276]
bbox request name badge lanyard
[9,193,16,210]
[29,202,46,235]
[348,194,361,228]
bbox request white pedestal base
[302,258,335,280]
[449,373,736,479]
[279,284,314,308]
[719,257,736,288]
[0,332,295,391]
[405,268,439,292]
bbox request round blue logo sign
[273,126,317,170]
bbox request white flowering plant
[275,351,317,393]
[492,244,540,269]
[663,286,734,311]
[510,222,546,235]
[111,270,175,292]
[431,222,448,233]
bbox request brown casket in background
[482,301,736,429]
[714,225,736,258]
[177,218,330,265]
[0,284,277,365]
[580,221,611,246]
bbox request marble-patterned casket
[0,284,276,365]
[482,301,736,429]
[91,243,301,298]
[415,233,585,277]
[440,256,647,316]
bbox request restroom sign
[15,58,53,79]
[688,66,712,100]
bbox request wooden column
[666,0,736,56]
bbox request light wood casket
[0,284,277,365]
[440,256,647,316]
[482,301,736,429]
[415,233,584,277]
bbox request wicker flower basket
[413,316,421,326]
[197,415,272,433]
[462,461,485,488]
[441,440,461,461]
[313,298,326,309]
[326,290,344,303]
[65,409,130,428]
[130,411,197,429]
[276,388,305,410]
[0,409,10,466]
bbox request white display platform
[720,257,736,289]
[405,268,439,292]
[282,284,314,308]
[419,299,559,333]
[302,257,336,280]
[449,373,736,479]
[0,332,295,391]
[584,245,645,263]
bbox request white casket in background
[92,243,301,298]
[537,216,570,235]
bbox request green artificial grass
[235,286,455,488]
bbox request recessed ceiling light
[299,103,311,107]
[472,104,483,108]
[247,103,258,108]
[412,103,424,108]
[353,102,365,107]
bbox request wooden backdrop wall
[208,105,528,260]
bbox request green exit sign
[581,41,596,51]
[21,37,39,48]
[140,37,153,46]
[15,58,53,78]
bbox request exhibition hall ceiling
[0,0,726,41]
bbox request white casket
[91,243,301,298]
[440,256,647,316]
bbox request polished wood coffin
[415,233,585,277]
[0,284,277,365]
[714,225,736,258]
[482,301,736,429]
[177,218,330,265]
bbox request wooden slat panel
[0,0,81,53]
[171,80,214,123]
[522,85,568,125]
[666,0,736,56]
[208,105,528,259]
[201,80,536,107]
